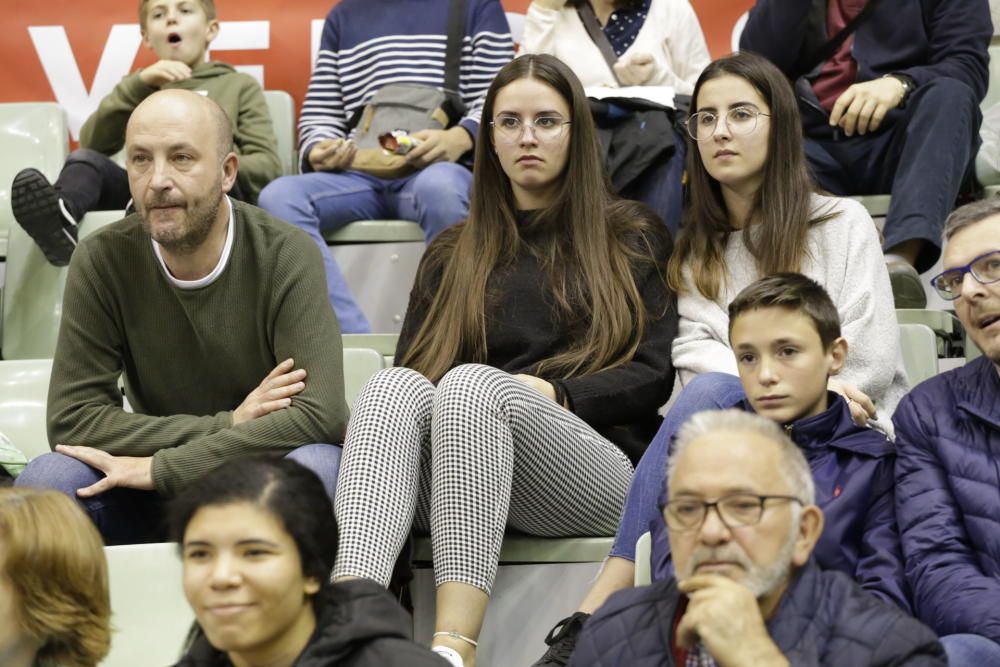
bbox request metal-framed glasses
[685,106,771,142]
[491,113,571,144]
[930,250,1000,300]
[664,494,803,532]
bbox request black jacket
[570,560,945,666]
[174,579,446,667]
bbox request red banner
[2,0,752,140]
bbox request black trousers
[55,148,246,220]
[803,77,982,273]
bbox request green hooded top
[79,61,282,203]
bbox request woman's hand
[513,374,557,402]
[828,378,876,426]
[613,52,655,86]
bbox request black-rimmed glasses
[930,250,1000,300]
[664,494,803,532]
[685,106,770,142]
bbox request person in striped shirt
[259,0,515,333]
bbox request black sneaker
[11,168,78,266]
[532,612,590,667]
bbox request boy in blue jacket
[535,272,909,666]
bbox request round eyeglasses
[491,114,571,144]
[929,249,1000,300]
[664,493,803,532]
[685,106,771,142]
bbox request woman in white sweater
[521,0,711,234]
[532,51,909,667]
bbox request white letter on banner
[28,24,143,141]
[208,21,269,87]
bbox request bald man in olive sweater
[16,90,348,544]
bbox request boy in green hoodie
[11,0,281,266]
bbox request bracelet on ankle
[433,631,479,648]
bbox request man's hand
[405,127,473,168]
[233,358,307,425]
[139,60,194,88]
[828,378,876,426]
[677,575,790,667]
[513,374,557,402]
[308,138,357,172]
[56,445,154,497]
[829,77,906,136]
[613,52,656,86]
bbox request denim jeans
[609,372,745,560]
[258,163,473,333]
[15,443,342,545]
[940,634,1000,666]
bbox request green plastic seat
[634,531,652,586]
[414,535,614,564]
[849,194,892,218]
[0,103,69,259]
[0,358,51,460]
[263,90,296,177]
[3,210,122,360]
[323,219,425,244]
[343,333,399,367]
[899,323,939,386]
[100,543,193,667]
[342,346,385,409]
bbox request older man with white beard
[569,410,944,667]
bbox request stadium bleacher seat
[101,543,192,667]
[899,322,939,386]
[263,90,296,177]
[634,531,652,586]
[0,358,51,460]
[343,332,399,366]
[976,38,1000,195]
[0,103,68,260]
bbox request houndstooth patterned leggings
[332,363,634,594]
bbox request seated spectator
[521,0,711,233]
[258,0,515,333]
[0,487,111,667]
[331,54,676,667]
[170,458,444,667]
[570,410,945,667]
[11,0,280,267]
[894,198,1000,664]
[15,90,347,546]
[740,0,991,308]
[533,50,907,667]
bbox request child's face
[142,0,218,67]
[731,306,845,425]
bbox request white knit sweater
[671,194,910,419]
[521,0,711,95]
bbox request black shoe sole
[11,168,77,267]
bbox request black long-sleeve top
[396,212,678,464]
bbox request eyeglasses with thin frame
[929,249,1000,300]
[685,106,771,142]
[664,493,803,532]
[491,113,571,144]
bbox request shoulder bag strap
[444,0,467,97]
[576,2,623,86]
[796,0,887,78]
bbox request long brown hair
[668,51,835,300]
[401,54,669,382]
[0,488,111,667]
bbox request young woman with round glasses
[328,53,677,667]
[531,51,909,666]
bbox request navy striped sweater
[299,0,515,171]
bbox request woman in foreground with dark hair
[171,458,444,667]
[331,53,677,667]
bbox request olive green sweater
[79,61,281,202]
[47,200,348,496]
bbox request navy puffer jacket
[894,355,1000,641]
[569,560,945,667]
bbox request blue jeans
[258,164,473,333]
[940,634,1000,666]
[621,128,687,237]
[15,444,342,545]
[610,372,745,560]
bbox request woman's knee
[677,372,745,411]
[436,363,512,407]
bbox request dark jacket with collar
[650,392,911,611]
[569,560,945,667]
[739,0,991,137]
[894,355,1000,642]
[173,579,446,667]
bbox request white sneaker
[432,645,465,667]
